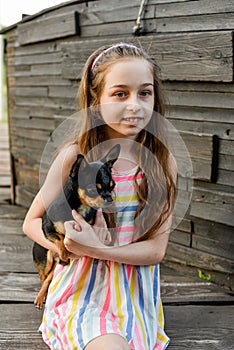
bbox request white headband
[91,43,138,71]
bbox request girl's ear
[70,154,87,178]
[101,144,121,169]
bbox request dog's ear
[101,144,121,169]
[70,154,87,178]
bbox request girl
[23,43,177,350]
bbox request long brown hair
[73,43,177,240]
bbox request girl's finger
[72,210,87,224]
[95,209,107,228]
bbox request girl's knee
[85,334,131,350]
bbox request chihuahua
[33,144,120,308]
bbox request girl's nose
[126,103,141,113]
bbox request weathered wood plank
[217,169,234,187]
[0,219,24,235]
[18,12,79,45]
[0,176,11,187]
[0,203,26,220]
[154,0,234,17]
[166,89,234,109]
[156,12,234,33]
[61,31,233,82]
[0,234,35,273]
[15,185,35,208]
[0,331,48,350]
[0,188,11,204]
[80,0,155,26]
[16,75,72,87]
[162,280,234,304]
[0,304,233,349]
[165,305,234,350]
[169,229,191,247]
[171,131,213,181]
[168,118,233,141]
[165,241,234,274]
[15,51,62,66]
[0,272,39,302]
[190,184,234,226]
[192,217,234,260]
[0,304,46,349]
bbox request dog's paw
[34,296,44,309]
[59,247,70,262]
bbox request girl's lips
[122,117,144,125]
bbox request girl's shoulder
[45,143,80,185]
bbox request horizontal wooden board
[166,89,234,109]
[0,305,46,349]
[165,304,234,350]
[190,184,234,226]
[156,12,234,33]
[217,169,234,187]
[0,234,36,273]
[169,229,191,247]
[170,131,213,181]
[165,241,234,274]
[0,219,24,235]
[0,272,40,302]
[168,118,234,141]
[61,31,233,82]
[155,0,234,17]
[18,12,79,45]
[0,303,233,349]
[0,201,27,222]
[0,188,11,204]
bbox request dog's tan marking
[54,221,65,235]
[78,188,105,207]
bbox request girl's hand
[92,209,112,246]
[64,210,111,258]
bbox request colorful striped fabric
[40,166,170,349]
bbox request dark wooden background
[1,0,234,288]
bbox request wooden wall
[2,0,234,288]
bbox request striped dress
[40,166,170,350]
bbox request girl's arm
[22,144,79,251]
[64,211,171,266]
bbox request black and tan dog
[33,144,120,308]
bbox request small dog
[33,144,120,308]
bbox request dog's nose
[105,196,113,203]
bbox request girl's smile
[100,58,154,139]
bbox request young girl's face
[100,58,154,139]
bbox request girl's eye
[114,91,127,98]
[140,90,152,97]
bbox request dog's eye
[110,180,115,190]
